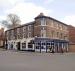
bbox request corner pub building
[5,13,69,53]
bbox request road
[0,50,75,71]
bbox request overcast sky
[0,0,75,28]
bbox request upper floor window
[23,26,26,33]
[41,18,46,26]
[28,25,32,31]
[41,27,46,37]
[51,30,54,38]
[28,32,31,38]
[59,24,63,30]
[60,33,63,39]
[51,20,54,27]
[57,32,59,38]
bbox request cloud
[44,0,54,4]
[0,16,6,20]
[0,0,19,8]
[0,0,53,29]
[6,2,52,24]
[62,15,75,26]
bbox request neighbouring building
[5,13,69,53]
[68,25,75,52]
[0,28,5,48]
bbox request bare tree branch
[7,14,21,25]
[1,14,21,29]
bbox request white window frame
[28,32,31,38]
[41,28,46,37]
[41,18,46,26]
[28,25,31,31]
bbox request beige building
[5,13,69,53]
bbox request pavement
[0,50,75,71]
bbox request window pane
[41,18,46,26]
[22,43,26,48]
[36,46,40,49]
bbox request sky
[0,0,75,28]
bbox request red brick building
[5,13,69,53]
[0,28,5,48]
[68,25,75,52]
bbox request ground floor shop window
[47,42,51,46]
[35,42,40,49]
[28,45,32,48]
[41,46,46,49]
[36,46,40,49]
[22,43,26,48]
[28,43,33,48]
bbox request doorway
[17,42,20,50]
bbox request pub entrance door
[17,42,20,50]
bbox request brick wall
[68,25,75,43]
[34,15,68,40]
[68,25,75,52]
[0,28,5,47]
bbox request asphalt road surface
[0,50,75,71]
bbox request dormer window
[41,18,46,26]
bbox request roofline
[5,21,35,32]
[35,15,68,26]
[5,14,68,32]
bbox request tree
[7,14,21,28]
[1,20,11,28]
[7,14,21,25]
[2,14,21,29]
